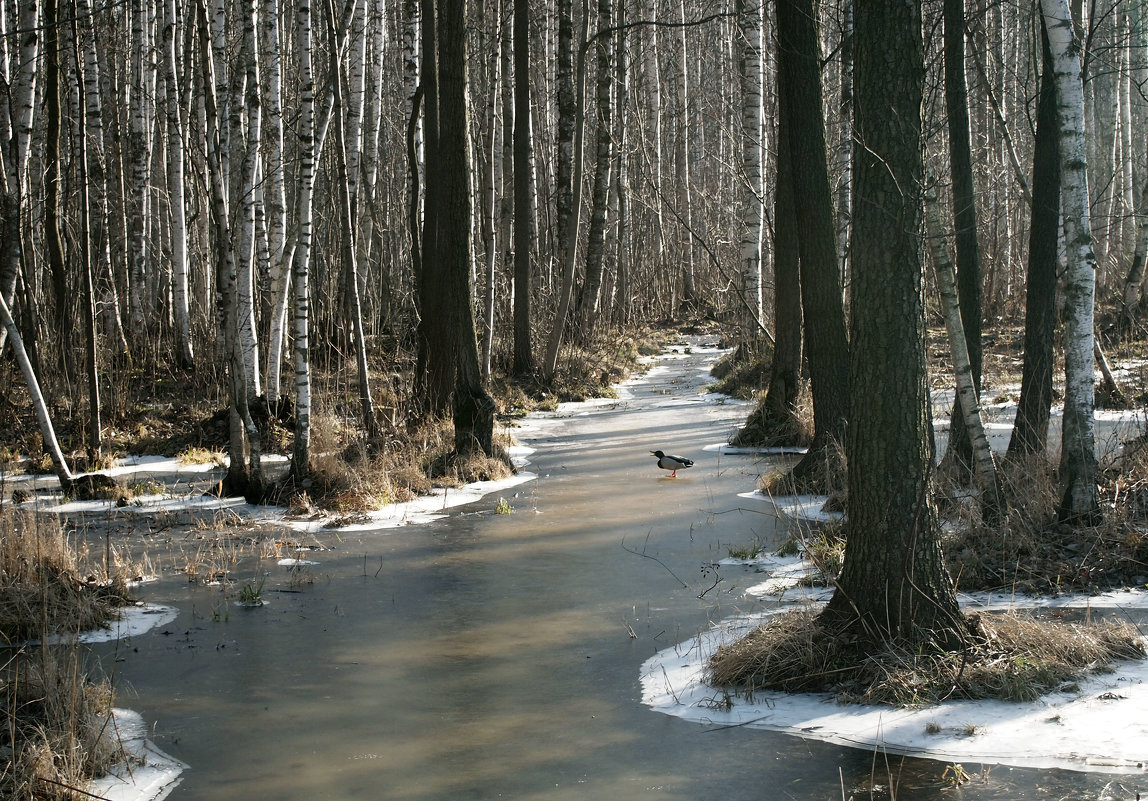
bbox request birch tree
[736,0,764,338]
[1041,0,1100,523]
[196,0,266,500]
[127,0,155,340]
[291,0,317,479]
[0,1,39,357]
[163,0,194,368]
[512,0,534,375]
[263,0,290,400]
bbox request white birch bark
[292,0,316,476]
[1041,0,1100,522]
[638,0,664,279]
[924,178,1005,523]
[737,0,764,336]
[262,0,289,401]
[356,0,387,308]
[0,1,39,355]
[0,294,74,483]
[1123,0,1148,309]
[235,0,263,399]
[196,0,264,496]
[164,0,194,367]
[677,0,695,303]
[127,0,155,339]
[77,0,130,357]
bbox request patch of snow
[738,490,842,523]
[4,604,179,648]
[643,596,1148,774]
[89,709,187,801]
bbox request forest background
[0,0,1145,521]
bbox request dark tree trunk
[45,0,73,385]
[1007,20,1060,459]
[940,0,984,479]
[776,0,850,484]
[576,0,614,338]
[822,0,963,648]
[414,0,454,415]
[418,0,495,455]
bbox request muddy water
[95,345,1148,800]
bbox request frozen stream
[92,341,1148,800]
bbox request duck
[651,450,693,478]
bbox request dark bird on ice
[651,450,694,478]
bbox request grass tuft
[707,608,1144,707]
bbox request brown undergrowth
[1,510,133,800]
[717,431,1148,708]
[708,607,1144,707]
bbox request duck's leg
[670,469,677,478]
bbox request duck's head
[651,450,664,458]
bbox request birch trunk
[164,0,194,368]
[924,177,1005,524]
[291,0,317,478]
[0,1,39,357]
[127,0,154,340]
[326,0,379,446]
[0,294,74,484]
[196,0,265,500]
[263,0,289,400]
[612,16,631,327]
[512,0,534,374]
[1041,0,1100,523]
[234,0,263,400]
[737,0,764,338]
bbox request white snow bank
[642,589,1148,774]
[647,538,1148,774]
[89,708,187,801]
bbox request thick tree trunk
[823,0,963,648]
[44,0,72,382]
[429,0,496,454]
[263,0,289,399]
[776,0,850,486]
[542,8,588,381]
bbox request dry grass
[708,608,1145,707]
[1,647,121,801]
[288,412,515,516]
[0,512,131,643]
[0,509,134,800]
